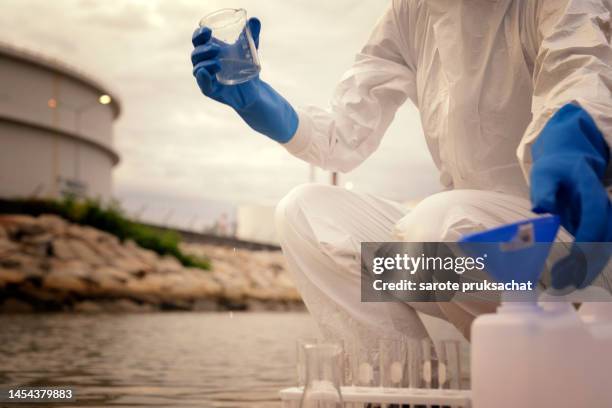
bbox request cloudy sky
[2,0,441,230]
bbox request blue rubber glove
[530,103,612,288]
[191,18,298,143]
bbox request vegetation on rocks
[0,214,302,313]
[0,198,210,270]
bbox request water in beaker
[199,8,261,85]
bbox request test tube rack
[279,386,471,407]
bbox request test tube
[406,338,438,390]
[437,340,461,391]
[296,337,319,387]
[379,337,408,391]
[352,341,380,389]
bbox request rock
[155,255,183,274]
[18,281,67,303]
[98,231,120,245]
[43,260,91,293]
[110,257,151,277]
[180,242,299,304]
[92,241,121,264]
[66,224,98,242]
[245,298,271,311]
[192,298,219,311]
[93,265,131,283]
[67,239,105,266]
[71,226,122,255]
[286,301,307,312]
[51,239,74,260]
[21,232,53,246]
[0,212,301,313]
[0,253,44,278]
[72,300,104,313]
[188,269,222,297]
[87,266,132,295]
[212,262,250,301]
[282,287,302,302]
[124,274,167,300]
[20,233,53,257]
[37,215,68,235]
[129,245,159,266]
[102,299,155,313]
[73,299,154,313]
[104,299,155,313]
[0,215,45,237]
[0,267,26,285]
[124,239,142,253]
[268,261,284,274]
[159,273,204,300]
[275,273,296,289]
[0,237,19,257]
[146,267,222,300]
[247,267,274,289]
[0,298,34,313]
[84,225,111,242]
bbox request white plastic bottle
[461,215,612,407]
[472,290,612,408]
[577,295,612,406]
[471,293,587,408]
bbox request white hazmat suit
[275,0,612,342]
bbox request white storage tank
[0,42,121,201]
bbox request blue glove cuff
[235,80,298,143]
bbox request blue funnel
[459,215,560,285]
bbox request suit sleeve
[518,0,612,183]
[283,0,418,173]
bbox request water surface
[0,312,317,407]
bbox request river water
[0,312,318,407]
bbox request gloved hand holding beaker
[191,9,298,143]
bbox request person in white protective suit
[191,0,612,342]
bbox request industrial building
[0,42,121,201]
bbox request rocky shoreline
[0,214,304,313]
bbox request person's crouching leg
[275,183,429,344]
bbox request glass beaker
[297,338,319,387]
[297,338,346,387]
[199,8,261,85]
[300,344,344,408]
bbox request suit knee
[276,184,333,246]
[394,191,485,242]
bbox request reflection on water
[0,312,317,407]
